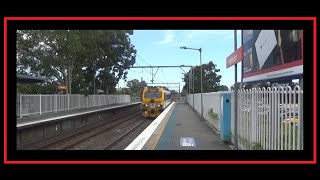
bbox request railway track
[38,111,141,150]
[104,119,149,150]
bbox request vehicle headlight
[157,104,161,107]
[145,104,148,107]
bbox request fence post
[251,88,257,149]
[288,86,292,150]
[299,87,303,150]
[280,87,284,150]
[234,89,238,150]
[276,87,280,150]
[272,87,277,150]
[39,94,42,115]
[55,94,57,113]
[19,94,22,118]
[68,94,70,111]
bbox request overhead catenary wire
[128,62,149,82]
[134,55,166,84]
[131,55,182,87]
[136,54,152,66]
[161,70,168,84]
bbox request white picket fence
[16,94,131,118]
[231,86,303,150]
[186,85,303,150]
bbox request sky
[117,30,243,92]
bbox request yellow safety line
[151,103,176,150]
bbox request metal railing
[185,85,303,150]
[231,86,303,150]
[130,96,141,102]
[16,94,131,118]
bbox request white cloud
[153,30,175,45]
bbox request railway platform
[16,102,141,149]
[17,102,140,128]
[155,102,230,150]
[126,101,231,150]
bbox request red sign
[226,46,244,68]
[58,85,67,90]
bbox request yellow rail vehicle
[141,86,172,118]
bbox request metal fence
[16,94,131,118]
[130,96,141,102]
[231,86,303,150]
[185,85,303,150]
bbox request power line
[161,70,181,90]
[161,69,168,84]
[136,55,166,83]
[134,55,186,86]
[135,62,145,75]
[161,70,170,89]
[136,54,151,66]
[132,60,161,83]
[134,61,152,75]
[128,69,143,74]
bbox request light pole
[192,66,195,110]
[234,30,238,150]
[180,46,203,120]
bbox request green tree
[182,61,222,93]
[17,30,136,95]
[126,79,147,96]
[116,87,131,95]
[19,30,84,94]
[140,80,147,88]
[230,82,242,91]
[218,85,229,91]
[241,82,270,90]
[181,88,187,96]
[17,82,57,94]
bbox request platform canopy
[17,74,45,83]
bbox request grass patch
[231,132,264,150]
[208,108,219,120]
[251,142,264,150]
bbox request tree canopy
[218,85,229,91]
[230,82,242,91]
[17,30,136,94]
[182,61,228,93]
[126,79,147,96]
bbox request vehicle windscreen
[144,91,162,98]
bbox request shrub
[208,108,219,120]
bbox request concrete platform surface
[155,102,231,150]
